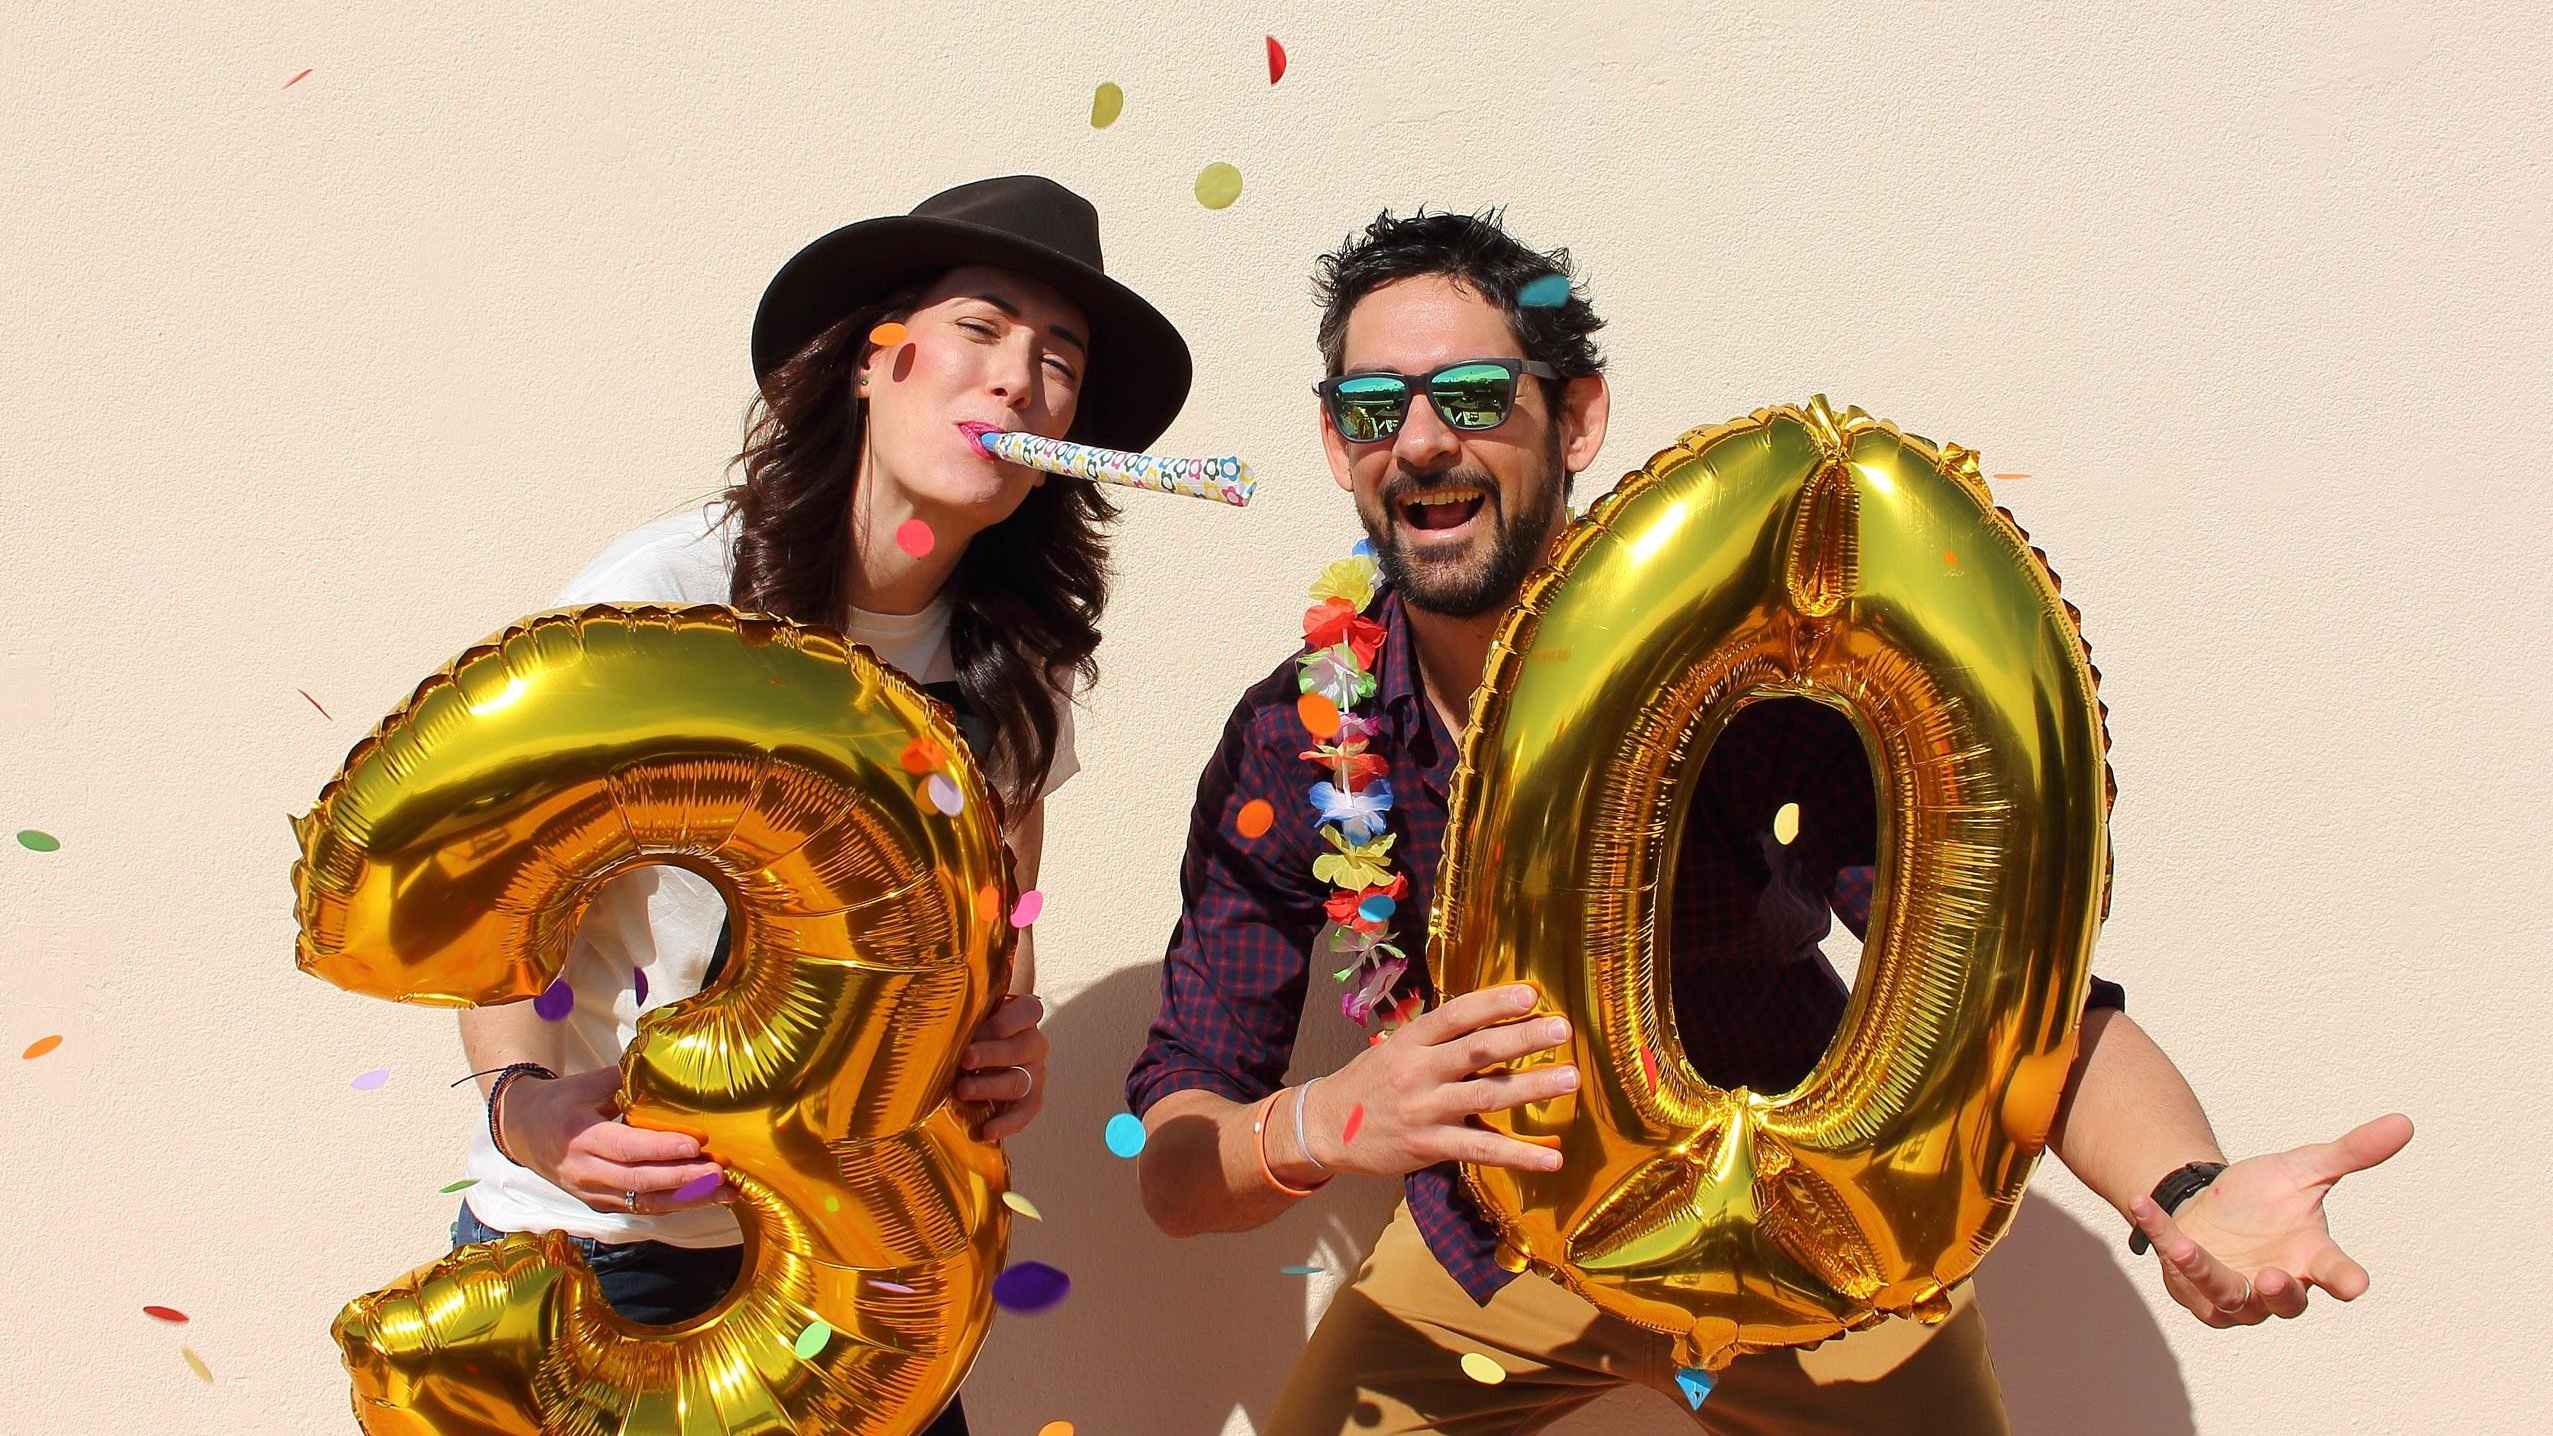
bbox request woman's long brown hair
[723,287,1116,811]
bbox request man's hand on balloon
[956,993,1049,1141]
[1299,984,1578,1178]
[2129,1112,2412,1328]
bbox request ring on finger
[624,1189,640,1213]
[1006,1064,1035,1096]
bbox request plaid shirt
[1127,590,2124,1303]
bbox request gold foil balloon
[1434,397,2112,1371]
[293,605,1014,1434]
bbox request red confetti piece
[1341,1103,1365,1144]
[1942,551,1959,566]
[1639,1046,1660,1089]
[143,1305,189,1324]
[1235,799,1275,839]
[297,688,332,719]
[896,519,936,558]
[21,1035,62,1060]
[1266,35,1287,85]
[284,69,312,89]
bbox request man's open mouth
[1397,485,1488,532]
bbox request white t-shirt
[460,502,1077,1247]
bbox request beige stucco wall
[5,1,2548,1431]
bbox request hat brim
[751,215,1193,454]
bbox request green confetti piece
[1194,163,1243,211]
[16,830,60,852]
[1279,1264,1325,1275]
[1091,82,1124,129]
[793,1320,832,1360]
[440,1179,478,1194]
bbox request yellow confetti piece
[1090,82,1123,129]
[1772,801,1800,846]
[1002,1191,1044,1221]
[181,1346,212,1384]
[1460,1351,1507,1385]
[1194,162,1243,210]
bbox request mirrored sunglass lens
[1430,363,1516,430]
[1331,376,1410,441]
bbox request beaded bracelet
[483,1062,557,1168]
[1253,1090,1327,1198]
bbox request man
[1126,209,2411,1434]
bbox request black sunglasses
[1314,357,1563,443]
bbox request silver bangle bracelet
[1293,1074,1331,1175]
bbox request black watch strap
[2127,1160,2227,1255]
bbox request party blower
[961,421,1257,507]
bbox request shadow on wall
[966,963,2194,1436]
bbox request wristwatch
[2128,1160,2227,1255]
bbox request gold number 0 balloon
[1435,397,2113,1371]
[292,605,1014,1434]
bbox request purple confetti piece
[351,1066,389,1091]
[868,1279,917,1295]
[992,1260,1071,1314]
[533,978,575,1022]
[673,1172,722,1203]
[633,967,649,1007]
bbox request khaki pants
[1266,1203,2010,1436]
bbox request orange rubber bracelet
[1253,1090,1326,1198]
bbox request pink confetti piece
[1266,35,1287,85]
[297,688,332,719]
[143,1305,189,1324]
[868,1279,917,1295]
[1010,890,1044,927]
[1341,1104,1365,1145]
[896,519,936,558]
[351,1066,389,1091]
[673,1172,722,1203]
[533,978,575,1022]
[284,68,311,89]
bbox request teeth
[1405,488,1483,507]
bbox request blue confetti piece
[1517,273,1572,308]
[1104,1112,1147,1159]
[1676,1367,1715,1409]
[1351,537,1377,559]
[1358,894,1397,922]
[1279,1264,1325,1275]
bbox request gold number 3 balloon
[1436,397,2113,1371]
[292,605,1014,1434]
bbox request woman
[448,175,1191,1436]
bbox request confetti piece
[1772,801,1800,846]
[867,322,908,348]
[143,1306,189,1324]
[1514,1131,1562,1152]
[1639,1046,1660,1090]
[21,1035,62,1060]
[1942,550,1959,566]
[1517,274,1572,308]
[1341,1104,1365,1145]
[1010,890,1044,927]
[900,735,950,775]
[1297,692,1341,738]
[1090,82,1123,129]
[1235,798,1275,839]
[1040,1423,1076,1436]
[868,1278,916,1294]
[1194,162,1244,211]
[1460,1352,1507,1385]
[1358,894,1397,922]
[992,1260,1072,1314]
[1103,1112,1147,1158]
[793,1320,832,1359]
[1992,472,2030,480]
[297,688,332,719]
[15,829,59,852]
[896,518,936,558]
[533,978,575,1022]
[284,69,311,89]
[439,1179,478,1194]
[633,967,649,1006]
[1002,1191,1044,1221]
[674,1173,723,1203]
[1677,1367,1717,1408]
[926,774,964,816]
[182,1346,213,1384]
[351,1066,390,1091]
[1279,1264,1325,1275]
[825,1195,842,1213]
[1266,35,1287,85]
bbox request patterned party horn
[964,423,1257,506]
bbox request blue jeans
[451,1202,969,1434]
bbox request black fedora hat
[751,175,1192,453]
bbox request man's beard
[1361,438,1570,620]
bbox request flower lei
[1297,546,1425,1035]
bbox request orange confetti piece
[1040,1423,1077,1436]
[181,1346,212,1383]
[1515,1131,1562,1151]
[867,322,908,347]
[1235,798,1274,838]
[1266,35,1287,85]
[1942,551,1959,566]
[21,1035,61,1060]
[1992,472,2030,480]
[1297,692,1341,739]
[901,735,950,775]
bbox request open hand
[1300,984,1578,1178]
